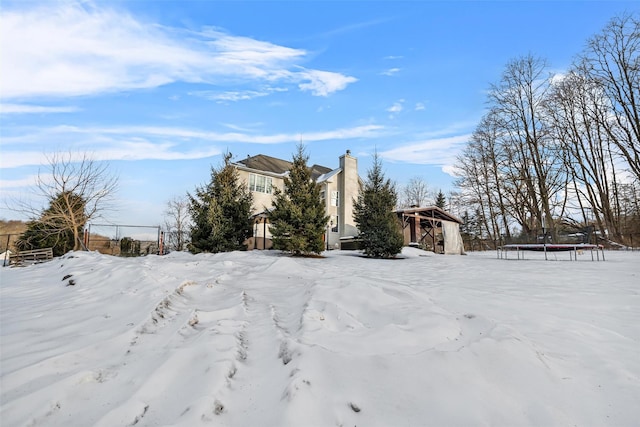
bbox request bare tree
[472,111,512,240]
[578,13,640,181]
[489,54,566,240]
[164,195,191,252]
[545,70,626,243]
[401,177,431,208]
[455,16,639,246]
[455,111,511,244]
[13,152,118,251]
[616,181,640,246]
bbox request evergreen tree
[188,153,253,254]
[353,154,404,258]
[435,190,447,209]
[17,192,85,256]
[18,220,75,257]
[460,210,479,250]
[269,144,328,255]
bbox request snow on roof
[316,167,342,183]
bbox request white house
[233,150,360,249]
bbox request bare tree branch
[9,151,118,251]
[163,195,191,252]
[401,177,431,208]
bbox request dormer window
[249,174,273,194]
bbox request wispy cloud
[190,89,284,103]
[414,102,425,111]
[0,104,80,114]
[0,174,40,189]
[383,55,403,60]
[0,2,356,99]
[379,134,471,175]
[416,120,479,139]
[0,141,223,170]
[317,18,391,39]
[380,68,401,76]
[297,69,358,97]
[387,103,403,113]
[387,99,404,118]
[442,164,462,177]
[219,122,265,132]
[0,124,384,168]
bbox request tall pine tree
[188,153,253,254]
[269,144,328,256]
[353,154,404,258]
[435,190,447,209]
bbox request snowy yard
[1,248,638,426]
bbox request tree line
[455,13,639,248]
[9,146,405,259]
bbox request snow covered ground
[1,248,638,426]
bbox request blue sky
[1,0,637,226]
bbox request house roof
[237,154,292,175]
[236,154,332,180]
[316,167,342,183]
[309,164,333,181]
[395,206,464,225]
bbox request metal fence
[85,224,162,256]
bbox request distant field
[0,220,142,255]
[0,220,27,251]
[0,220,27,236]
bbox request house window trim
[249,173,273,194]
[331,190,340,207]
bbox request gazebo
[395,206,465,254]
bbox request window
[331,216,339,233]
[249,174,273,194]
[331,191,339,207]
[320,190,326,205]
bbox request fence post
[3,235,10,267]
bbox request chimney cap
[346,149,351,155]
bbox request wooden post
[3,234,10,266]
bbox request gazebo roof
[395,206,463,225]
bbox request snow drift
[1,248,638,426]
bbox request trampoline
[497,243,605,261]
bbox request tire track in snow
[79,280,211,426]
[3,267,246,427]
[211,260,317,426]
[93,278,250,426]
[2,253,319,426]
[97,255,284,426]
